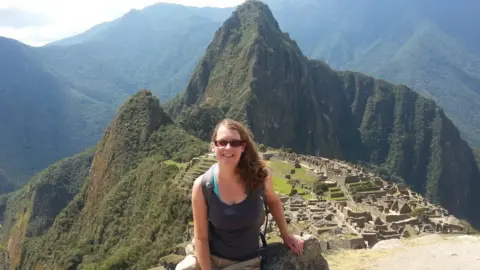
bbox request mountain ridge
[262,0,480,146]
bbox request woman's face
[212,125,246,166]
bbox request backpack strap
[201,164,216,211]
[259,186,269,251]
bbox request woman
[176,119,304,270]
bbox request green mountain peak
[168,1,480,229]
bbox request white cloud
[0,0,246,46]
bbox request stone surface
[262,235,329,270]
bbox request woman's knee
[175,254,198,270]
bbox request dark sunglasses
[214,139,246,147]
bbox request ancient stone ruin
[273,151,465,249]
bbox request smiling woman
[176,119,304,270]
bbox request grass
[302,193,316,200]
[267,160,316,182]
[268,160,317,199]
[272,175,293,195]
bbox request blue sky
[0,0,245,46]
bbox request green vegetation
[5,91,209,269]
[272,176,293,195]
[268,160,315,200]
[268,161,315,182]
[163,160,187,170]
[0,148,95,269]
[258,144,267,153]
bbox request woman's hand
[282,234,304,256]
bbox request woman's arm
[192,176,212,270]
[263,173,304,255]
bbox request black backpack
[201,165,270,253]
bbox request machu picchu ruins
[267,151,467,250]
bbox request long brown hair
[211,119,269,193]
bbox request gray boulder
[261,234,329,270]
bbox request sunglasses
[214,139,246,147]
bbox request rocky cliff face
[167,0,480,227]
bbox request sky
[0,0,246,46]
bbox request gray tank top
[201,164,266,261]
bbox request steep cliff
[16,90,208,269]
[167,0,480,227]
[0,149,94,268]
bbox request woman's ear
[210,142,215,152]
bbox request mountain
[263,0,480,146]
[9,90,208,269]
[167,0,480,228]
[39,3,233,103]
[0,37,110,185]
[0,4,231,186]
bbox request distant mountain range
[0,0,479,187]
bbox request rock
[372,239,405,250]
[294,160,301,169]
[262,234,329,270]
[158,254,184,270]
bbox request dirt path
[325,234,480,270]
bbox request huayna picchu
[0,0,479,269]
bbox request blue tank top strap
[212,163,219,196]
